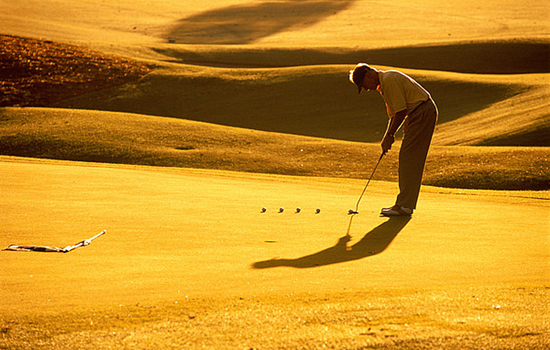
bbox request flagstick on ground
[3,230,106,253]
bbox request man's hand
[382,110,406,155]
[381,133,394,154]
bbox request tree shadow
[167,0,354,44]
[252,216,411,269]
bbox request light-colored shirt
[377,70,430,117]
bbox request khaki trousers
[396,100,438,209]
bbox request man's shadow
[252,216,411,269]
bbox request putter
[348,151,385,215]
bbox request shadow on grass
[167,0,354,44]
[252,216,411,269]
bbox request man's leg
[395,101,437,210]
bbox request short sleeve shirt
[378,70,430,117]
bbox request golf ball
[279,207,284,213]
[316,208,321,214]
[296,207,301,213]
[261,207,267,213]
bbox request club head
[348,209,359,215]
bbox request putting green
[1,157,547,314]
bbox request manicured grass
[0,158,548,349]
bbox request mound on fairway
[3,0,547,48]
[152,41,550,74]
[55,63,549,147]
[1,107,549,190]
[1,34,548,147]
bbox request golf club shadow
[251,216,411,269]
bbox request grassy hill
[2,0,548,48]
[0,35,549,188]
[150,41,550,73]
[1,107,548,190]
[0,1,548,187]
[55,62,549,146]
[1,34,546,190]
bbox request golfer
[349,63,438,217]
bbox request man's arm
[381,109,407,154]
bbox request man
[349,63,438,217]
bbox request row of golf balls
[261,207,360,215]
[261,207,321,213]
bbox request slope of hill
[2,34,548,147]
[1,0,548,49]
[434,82,550,146]
[151,41,550,74]
[0,1,548,189]
[1,107,548,190]
[56,62,547,146]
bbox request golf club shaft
[354,152,384,212]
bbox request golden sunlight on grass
[0,0,548,349]
[0,158,548,349]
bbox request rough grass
[0,35,151,107]
[1,107,549,190]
